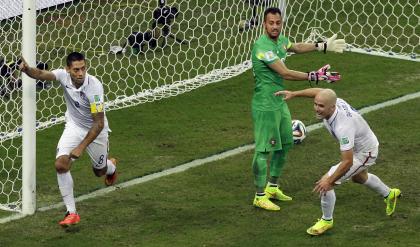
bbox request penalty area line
[1,91,420,224]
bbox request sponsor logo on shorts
[270,138,277,146]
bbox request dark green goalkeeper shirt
[251,34,292,111]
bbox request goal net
[0,0,418,212]
[0,0,272,212]
[285,0,419,60]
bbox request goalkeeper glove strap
[315,41,327,54]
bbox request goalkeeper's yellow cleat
[384,188,401,216]
[253,194,280,211]
[306,218,333,236]
[265,185,292,201]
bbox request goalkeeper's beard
[267,30,280,40]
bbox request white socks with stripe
[57,171,76,213]
[106,159,116,175]
[321,190,336,220]
[363,173,390,197]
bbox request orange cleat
[59,212,80,227]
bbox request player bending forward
[20,52,118,227]
[275,88,401,236]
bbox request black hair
[263,7,282,22]
[66,52,85,67]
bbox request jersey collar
[263,34,279,44]
[326,106,338,125]
[69,74,89,92]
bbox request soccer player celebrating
[275,88,401,235]
[251,7,345,211]
[20,52,118,227]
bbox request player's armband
[90,95,104,113]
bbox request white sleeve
[86,77,105,113]
[51,69,67,85]
[336,126,355,151]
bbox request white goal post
[0,0,418,214]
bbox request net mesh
[0,0,271,211]
[1,0,418,212]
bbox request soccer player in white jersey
[275,88,401,236]
[19,52,118,227]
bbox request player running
[20,52,118,227]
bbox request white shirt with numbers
[52,69,109,132]
[323,98,378,153]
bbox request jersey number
[98,155,105,165]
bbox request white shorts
[56,122,109,169]
[328,148,379,184]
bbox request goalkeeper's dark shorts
[252,104,293,152]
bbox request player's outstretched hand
[317,64,341,83]
[19,57,29,73]
[308,64,341,84]
[274,90,295,100]
[316,34,346,53]
[326,34,346,53]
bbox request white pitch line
[1,91,420,224]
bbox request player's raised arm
[19,57,56,81]
[288,34,347,54]
[274,88,324,99]
[268,61,341,83]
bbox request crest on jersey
[80,91,87,100]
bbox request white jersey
[323,98,378,153]
[52,69,109,131]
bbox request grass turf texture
[0,52,419,246]
[0,80,419,246]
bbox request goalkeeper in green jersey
[251,7,346,211]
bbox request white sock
[363,173,390,197]
[106,159,116,175]
[321,190,336,220]
[57,171,76,213]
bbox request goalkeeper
[250,7,345,211]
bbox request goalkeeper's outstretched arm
[268,60,308,80]
[288,34,346,54]
[268,61,340,83]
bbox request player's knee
[55,157,70,173]
[352,171,368,184]
[253,152,269,173]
